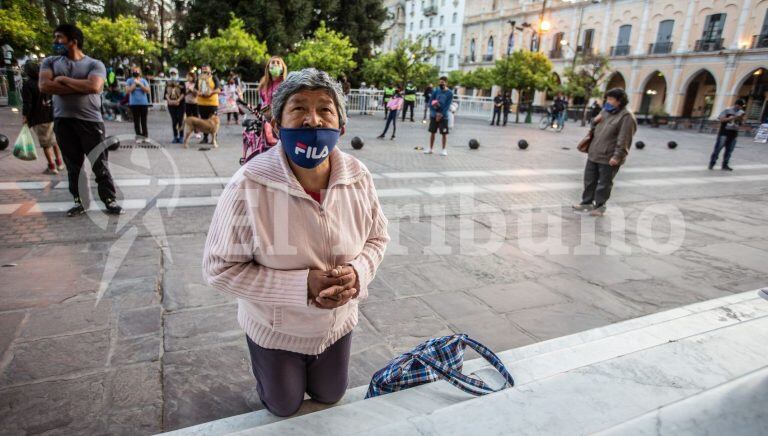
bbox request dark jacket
[588,107,636,166]
[21,79,53,127]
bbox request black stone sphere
[105,136,121,151]
[351,136,364,150]
[0,134,8,151]
[667,141,677,149]
[518,139,529,150]
[635,141,645,149]
[469,139,480,149]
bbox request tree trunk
[580,86,591,126]
[515,90,521,123]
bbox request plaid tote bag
[366,333,515,398]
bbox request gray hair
[270,68,347,127]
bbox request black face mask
[439,84,446,89]
[132,72,139,78]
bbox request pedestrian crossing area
[1,164,768,215]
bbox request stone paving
[1,106,767,434]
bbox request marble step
[595,366,768,436]
[162,288,766,435]
[236,292,768,435]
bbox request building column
[711,54,738,119]
[598,0,614,54]
[568,8,579,61]
[665,57,684,115]
[676,0,697,54]
[730,0,753,49]
[628,59,642,112]
[634,0,651,56]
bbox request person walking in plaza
[709,98,745,171]
[103,82,129,121]
[358,81,368,115]
[378,89,403,140]
[203,68,389,418]
[259,56,287,113]
[553,91,568,127]
[39,23,122,216]
[588,100,602,124]
[424,76,453,156]
[22,60,64,174]
[402,81,416,122]
[164,75,186,143]
[221,77,242,125]
[256,56,287,152]
[382,83,395,118]
[491,91,503,126]
[196,64,221,144]
[502,92,512,126]
[573,88,636,217]
[126,66,151,142]
[422,83,433,123]
[184,71,199,118]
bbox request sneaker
[56,161,65,171]
[376,135,384,139]
[589,207,606,217]
[43,167,59,175]
[105,199,125,215]
[758,288,768,301]
[440,149,448,156]
[708,163,714,170]
[572,203,594,212]
[390,136,395,140]
[423,148,433,154]
[67,201,86,217]
[721,165,733,171]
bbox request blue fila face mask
[280,127,340,169]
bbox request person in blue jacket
[424,76,453,156]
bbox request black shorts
[428,117,449,134]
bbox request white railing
[111,80,503,119]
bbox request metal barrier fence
[112,80,502,120]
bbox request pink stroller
[238,99,278,165]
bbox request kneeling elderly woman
[203,68,389,416]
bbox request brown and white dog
[183,114,220,148]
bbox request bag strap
[461,336,515,388]
[414,336,514,396]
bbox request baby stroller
[237,99,278,165]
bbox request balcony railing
[423,4,437,16]
[751,34,768,49]
[463,56,475,64]
[482,54,494,62]
[694,38,724,52]
[610,45,631,56]
[576,46,598,57]
[648,42,673,54]
[549,49,563,59]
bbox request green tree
[176,15,268,74]
[562,54,611,125]
[446,69,465,87]
[286,21,357,78]
[80,16,160,66]
[361,37,437,87]
[324,0,388,82]
[491,50,553,122]
[462,68,494,91]
[0,0,51,55]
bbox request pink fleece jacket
[202,146,389,355]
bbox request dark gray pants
[246,332,351,417]
[580,159,620,209]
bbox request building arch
[606,72,627,91]
[638,71,668,115]
[680,69,717,118]
[731,67,768,122]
